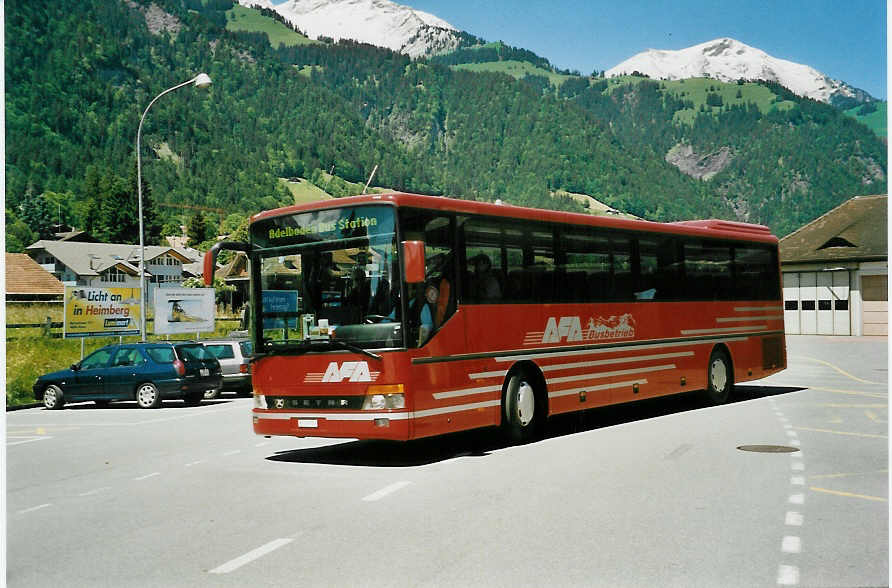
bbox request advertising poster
[153,288,215,334]
[64,286,142,338]
[262,290,300,329]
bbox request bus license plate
[200,368,209,376]
[297,419,318,428]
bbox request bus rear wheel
[502,371,544,444]
[703,348,733,405]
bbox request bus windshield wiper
[263,339,382,361]
[327,339,383,361]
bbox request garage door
[861,275,888,336]
[783,271,851,336]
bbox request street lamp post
[136,73,212,341]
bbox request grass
[279,177,333,204]
[844,102,887,137]
[5,303,243,407]
[225,5,317,48]
[606,76,797,124]
[451,60,574,87]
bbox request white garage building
[779,195,887,336]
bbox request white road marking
[781,536,802,554]
[18,503,52,514]
[791,461,804,471]
[789,493,805,505]
[79,486,112,497]
[791,476,804,486]
[362,481,412,502]
[134,472,161,481]
[7,436,53,446]
[223,450,241,456]
[255,442,270,448]
[777,564,800,585]
[185,460,206,467]
[209,538,294,574]
[785,511,803,526]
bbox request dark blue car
[33,342,222,409]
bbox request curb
[7,403,42,411]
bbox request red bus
[206,192,785,443]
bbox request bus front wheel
[502,371,544,444]
[703,348,733,405]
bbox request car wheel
[136,382,161,409]
[43,385,65,410]
[203,388,220,400]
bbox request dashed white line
[185,460,206,467]
[785,511,803,526]
[362,481,412,502]
[79,486,112,497]
[7,436,53,446]
[777,564,800,586]
[223,450,241,456]
[790,476,804,486]
[209,538,294,574]
[18,503,51,515]
[134,472,161,481]
[791,461,805,471]
[789,493,804,505]
[255,442,269,448]
[781,536,802,554]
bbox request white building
[779,195,887,336]
[26,240,200,302]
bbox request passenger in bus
[427,253,454,328]
[388,282,434,346]
[470,253,501,300]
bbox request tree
[187,212,210,248]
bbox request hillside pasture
[225,5,316,48]
[452,60,573,87]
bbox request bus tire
[703,348,733,405]
[502,370,544,444]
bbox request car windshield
[252,205,401,350]
[176,344,213,361]
[204,344,235,359]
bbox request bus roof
[252,192,778,243]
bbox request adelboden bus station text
[268,216,378,240]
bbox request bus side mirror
[402,240,425,284]
[204,241,253,286]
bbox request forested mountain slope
[5,0,885,251]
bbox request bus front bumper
[252,409,411,440]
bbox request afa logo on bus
[540,314,636,344]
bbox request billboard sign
[262,290,300,329]
[64,286,141,338]
[153,288,216,334]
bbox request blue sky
[407,0,887,99]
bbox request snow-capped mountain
[239,0,464,58]
[605,38,865,104]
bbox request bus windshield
[251,205,402,350]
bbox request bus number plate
[297,419,318,428]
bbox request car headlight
[362,384,404,410]
[254,394,268,410]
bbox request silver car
[200,339,253,399]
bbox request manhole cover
[737,445,800,453]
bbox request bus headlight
[254,394,268,409]
[363,384,405,410]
